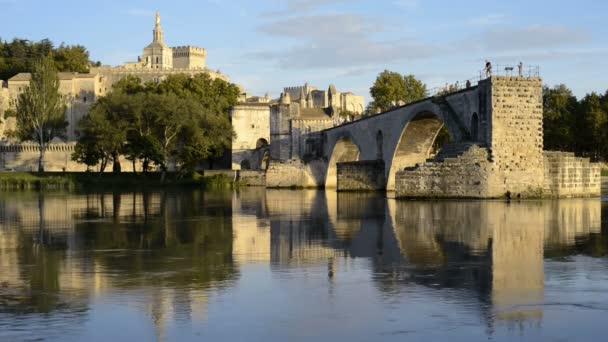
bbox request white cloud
[254,14,441,69]
[262,0,361,16]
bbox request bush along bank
[0,172,239,191]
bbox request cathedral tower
[142,12,173,69]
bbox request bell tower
[142,12,173,69]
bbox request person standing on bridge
[518,62,524,77]
[485,60,493,77]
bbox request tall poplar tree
[14,55,67,172]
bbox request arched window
[156,56,159,64]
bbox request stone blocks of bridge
[395,144,497,198]
[337,160,386,191]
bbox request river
[1,189,607,341]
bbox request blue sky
[1,0,606,102]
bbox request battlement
[172,46,207,56]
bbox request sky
[1,0,607,102]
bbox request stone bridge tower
[480,77,544,196]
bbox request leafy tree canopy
[0,38,99,80]
[74,74,239,174]
[369,71,427,114]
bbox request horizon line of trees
[0,37,99,81]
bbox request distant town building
[230,83,365,170]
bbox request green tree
[53,44,91,73]
[74,73,239,174]
[543,85,578,151]
[577,92,608,160]
[369,71,427,113]
[0,38,95,80]
[13,55,67,172]
[75,92,131,172]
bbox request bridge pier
[337,160,385,191]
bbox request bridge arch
[325,135,362,189]
[386,111,449,191]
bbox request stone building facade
[230,103,271,170]
[0,12,229,171]
[230,84,365,171]
[89,12,227,86]
[283,83,365,115]
[2,72,107,141]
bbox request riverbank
[0,172,238,191]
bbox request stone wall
[543,152,601,197]
[395,146,602,199]
[488,77,545,195]
[266,160,326,188]
[230,104,270,170]
[0,143,142,172]
[395,145,497,198]
[239,171,266,186]
[337,160,385,191]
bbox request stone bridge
[323,83,481,191]
[266,76,601,198]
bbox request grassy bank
[0,172,237,191]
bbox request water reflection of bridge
[232,190,603,327]
[0,189,605,340]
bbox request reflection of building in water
[0,190,605,340]
[386,199,602,330]
[0,193,162,233]
[232,190,345,266]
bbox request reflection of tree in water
[73,190,239,289]
[0,189,239,342]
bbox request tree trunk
[132,159,137,174]
[112,151,121,173]
[143,159,149,173]
[38,142,46,173]
[100,158,108,174]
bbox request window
[83,96,87,103]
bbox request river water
[0,189,607,341]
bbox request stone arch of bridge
[325,135,362,189]
[386,111,449,191]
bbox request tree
[577,93,608,161]
[369,71,427,113]
[0,38,95,80]
[74,72,239,174]
[75,92,131,173]
[543,85,577,151]
[13,55,67,172]
[53,44,90,73]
